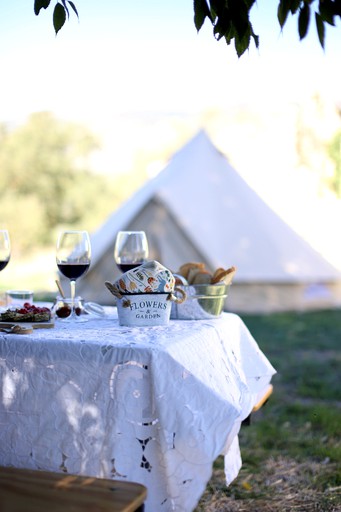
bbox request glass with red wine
[56,230,91,321]
[114,231,149,273]
[0,230,11,311]
[0,230,10,273]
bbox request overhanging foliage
[33,0,341,55]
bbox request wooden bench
[252,384,273,412]
[0,466,147,512]
[242,384,273,426]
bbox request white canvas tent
[80,130,341,312]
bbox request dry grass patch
[197,456,341,511]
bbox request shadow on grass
[196,309,341,512]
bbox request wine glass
[56,230,91,321]
[0,230,10,311]
[0,230,11,273]
[114,231,149,273]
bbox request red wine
[58,263,90,280]
[118,262,144,273]
[0,259,9,271]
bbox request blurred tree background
[0,105,340,293]
[328,129,341,197]
[0,112,132,256]
[1,108,341,259]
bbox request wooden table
[0,466,147,512]
[0,309,275,511]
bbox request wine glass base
[56,314,89,323]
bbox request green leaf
[214,18,231,41]
[209,0,226,19]
[193,0,212,31]
[315,12,325,48]
[229,0,250,40]
[194,0,258,57]
[34,0,51,15]
[250,22,259,50]
[235,27,251,57]
[278,0,304,27]
[331,0,341,16]
[298,3,310,39]
[53,3,66,35]
[251,31,259,49]
[244,0,257,9]
[223,37,233,47]
[278,0,291,27]
[222,23,235,44]
[213,6,233,41]
[67,1,79,18]
[60,0,70,18]
[290,0,302,15]
[210,0,226,12]
[319,0,335,25]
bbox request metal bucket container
[116,293,172,326]
[105,280,186,327]
[171,283,229,320]
[116,288,187,326]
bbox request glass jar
[52,296,85,320]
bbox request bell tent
[79,130,341,312]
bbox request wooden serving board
[0,321,55,330]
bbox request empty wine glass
[56,230,91,321]
[114,231,149,273]
[0,230,10,273]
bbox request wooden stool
[0,466,147,512]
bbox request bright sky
[1,0,341,124]
[2,1,341,184]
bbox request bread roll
[178,262,206,279]
[211,266,237,285]
[192,271,212,285]
[212,267,225,282]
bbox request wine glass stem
[70,279,76,313]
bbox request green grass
[196,309,341,511]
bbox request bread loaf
[176,262,237,285]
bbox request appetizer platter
[0,303,54,331]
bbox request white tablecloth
[0,309,275,511]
